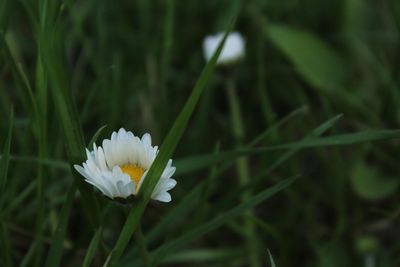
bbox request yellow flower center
[120,164,145,186]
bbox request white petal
[116,180,134,198]
[164,179,177,191]
[96,146,109,171]
[92,143,106,171]
[85,178,112,197]
[112,165,131,183]
[74,164,113,197]
[102,139,115,168]
[162,160,176,179]
[152,192,172,202]
[111,139,122,166]
[127,138,138,165]
[203,31,245,64]
[118,128,127,138]
[74,165,92,181]
[85,148,94,161]
[85,161,101,179]
[111,131,118,141]
[153,178,177,195]
[141,133,152,147]
[101,172,120,198]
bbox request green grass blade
[136,115,342,259]
[138,20,236,201]
[103,19,237,267]
[0,108,13,209]
[312,114,343,136]
[248,106,308,147]
[270,129,400,150]
[82,227,103,267]
[20,243,38,267]
[261,115,342,175]
[88,125,107,148]
[214,115,343,209]
[176,126,400,175]
[150,176,298,265]
[44,183,76,267]
[7,155,69,170]
[38,1,100,227]
[0,33,38,118]
[147,147,219,247]
[175,106,308,175]
[267,249,276,267]
[159,0,174,133]
[146,185,203,244]
[4,180,36,216]
[161,248,244,264]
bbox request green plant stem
[33,45,48,267]
[256,31,276,138]
[225,77,261,267]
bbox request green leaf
[351,162,399,200]
[103,18,238,267]
[82,227,103,267]
[150,176,298,265]
[266,24,346,91]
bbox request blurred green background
[1,0,400,266]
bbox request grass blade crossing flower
[203,32,245,65]
[74,128,177,202]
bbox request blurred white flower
[74,128,176,202]
[203,31,245,65]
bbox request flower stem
[136,223,151,267]
[225,77,261,267]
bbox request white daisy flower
[74,128,177,203]
[203,31,245,65]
